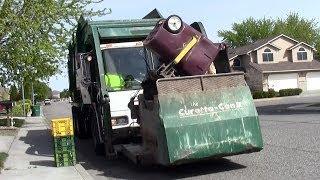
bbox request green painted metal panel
[158,86,263,165]
[98,26,155,38]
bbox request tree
[218,13,320,57]
[60,89,70,98]
[0,0,110,85]
[33,81,52,101]
[20,80,52,101]
[9,84,20,101]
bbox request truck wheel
[91,106,105,155]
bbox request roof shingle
[228,35,278,59]
[259,60,320,73]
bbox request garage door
[306,72,320,90]
[268,73,298,91]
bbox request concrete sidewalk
[0,116,91,180]
[0,136,14,153]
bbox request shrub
[252,91,269,99]
[267,89,278,98]
[0,152,8,169]
[0,118,24,127]
[279,88,302,97]
[12,100,31,116]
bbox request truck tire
[91,105,105,155]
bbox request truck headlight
[111,116,128,126]
[165,15,183,33]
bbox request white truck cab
[100,41,158,133]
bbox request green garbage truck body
[68,9,263,165]
[68,11,162,156]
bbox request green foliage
[9,85,19,101]
[252,91,269,99]
[278,88,302,97]
[0,152,8,169]
[12,100,31,117]
[11,81,51,101]
[218,13,320,57]
[0,0,110,85]
[252,88,302,99]
[31,81,51,101]
[60,89,70,98]
[219,17,274,47]
[267,89,278,98]
[0,118,24,127]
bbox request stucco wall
[298,72,307,91]
[256,45,280,64]
[270,37,296,62]
[291,44,313,62]
[251,51,257,63]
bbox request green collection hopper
[138,73,263,165]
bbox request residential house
[228,34,320,92]
[51,90,60,99]
[0,86,9,101]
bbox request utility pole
[32,82,34,105]
[21,78,26,117]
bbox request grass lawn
[0,152,8,170]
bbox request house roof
[228,34,305,60]
[228,35,277,59]
[0,86,9,101]
[287,42,317,51]
[259,60,320,73]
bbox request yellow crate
[51,118,74,137]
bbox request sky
[49,0,320,91]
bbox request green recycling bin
[31,105,41,117]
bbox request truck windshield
[102,47,156,91]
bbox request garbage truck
[68,9,263,165]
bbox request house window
[262,48,274,62]
[233,58,241,67]
[297,47,307,60]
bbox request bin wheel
[164,15,183,34]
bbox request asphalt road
[43,96,320,179]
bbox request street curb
[75,164,94,180]
[253,92,320,103]
[288,104,320,111]
[253,95,300,102]
[40,115,95,180]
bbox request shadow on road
[76,139,246,180]
[257,103,320,115]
